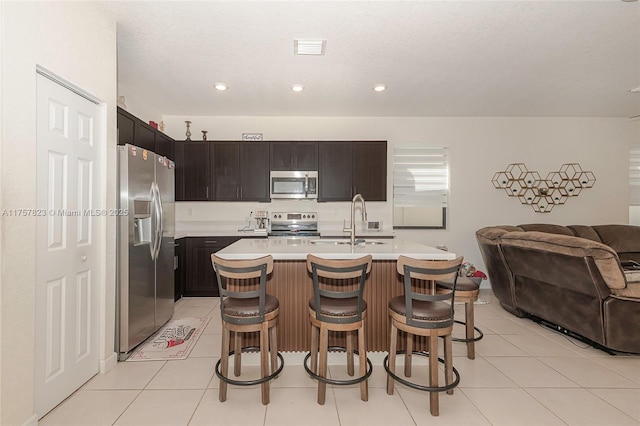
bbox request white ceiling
[102,1,640,118]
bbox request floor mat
[127,317,210,361]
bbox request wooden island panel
[261,259,425,352]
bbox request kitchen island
[215,238,456,352]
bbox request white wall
[163,115,638,276]
[0,2,117,424]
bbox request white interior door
[35,72,103,418]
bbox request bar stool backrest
[306,254,373,324]
[396,256,464,329]
[212,254,274,326]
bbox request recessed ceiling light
[291,84,305,92]
[294,39,326,55]
[214,82,228,91]
[373,84,387,92]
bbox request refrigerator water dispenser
[133,199,152,245]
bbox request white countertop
[214,237,456,261]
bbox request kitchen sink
[309,239,386,245]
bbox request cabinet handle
[206,187,209,198]
[204,240,218,244]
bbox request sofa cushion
[567,225,602,242]
[593,225,640,257]
[518,223,574,236]
[501,231,626,290]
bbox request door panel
[77,159,92,245]
[44,277,65,380]
[75,270,91,359]
[47,151,67,249]
[36,73,102,418]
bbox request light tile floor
[40,290,640,426]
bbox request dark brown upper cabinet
[135,121,156,153]
[214,141,270,202]
[117,107,175,160]
[175,141,214,201]
[270,141,318,171]
[353,141,387,201]
[117,109,135,146]
[155,132,174,160]
[318,142,353,201]
[318,141,387,202]
[240,142,270,201]
[213,142,239,201]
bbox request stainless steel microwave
[270,171,318,199]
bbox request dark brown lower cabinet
[184,237,241,297]
[174,238,186,301]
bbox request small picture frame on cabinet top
[242,133,263,141]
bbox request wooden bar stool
[304,254,373,405]
[211,254,284,405]
[436,276,484,359]
[384,255,463,416]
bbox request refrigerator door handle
[151,182,162,260]
[149,182,159,261]
[149,183,157,260]
[155,182,164,259]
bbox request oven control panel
[271,212,317,222]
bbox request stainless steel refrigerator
[116,144,175,359]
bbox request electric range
[268,211,320,237]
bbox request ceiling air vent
[294,39,326,55]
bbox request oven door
[270,171,318,199]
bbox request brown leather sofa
[476,224,640,353]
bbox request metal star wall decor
[492,163,596,213]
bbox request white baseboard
[100,352,118,374]
[21,414,38,426]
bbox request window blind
[630,148,640,206]
[393,146,449,207]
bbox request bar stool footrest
[451,319,484,343]
[215,346,284,386]
[383,351,460,392]
[303,346,373,386]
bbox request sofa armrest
[611,282,640,299]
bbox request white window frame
[629,147,640,225]
[393,146,449,229]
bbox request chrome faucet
[344,193,368,245]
